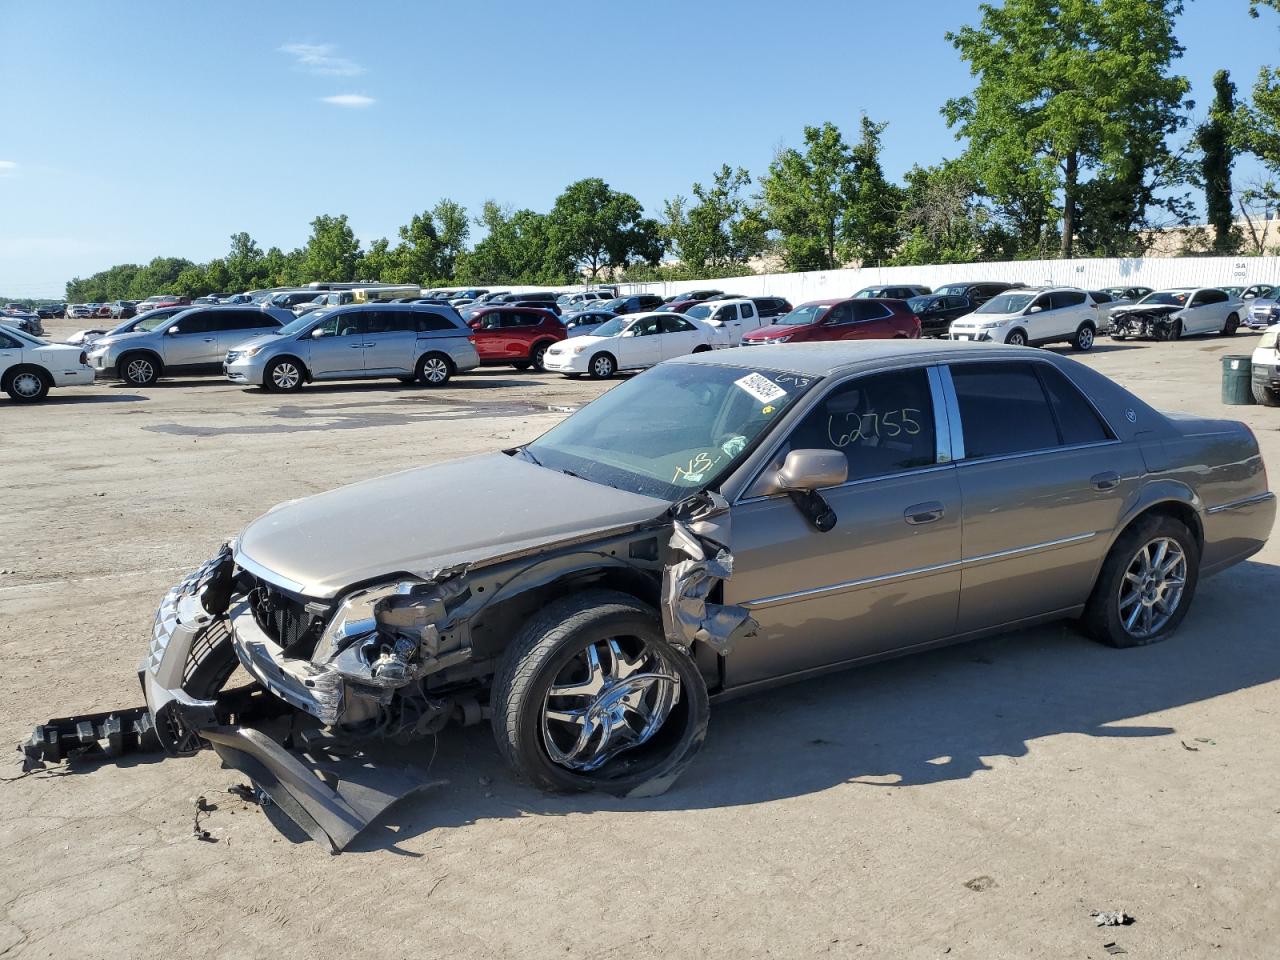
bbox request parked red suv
[740,298,920,345]
[466,307,567,371]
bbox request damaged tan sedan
[26,340,1275,850]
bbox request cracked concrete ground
[1,320,1277,959]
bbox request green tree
[302,214,361,282]
[892,161,996,264]
[546,178,656,279]
[1198,70,1241,254]
[843,117,905,264]
[389,210,444,284]
[225,232,267,291]
[945,0,1192,259]
[356,237,393,282]
[432,199,469,279]
[664,165,768,271]
[762,122,857,271]
[455,202,574,284]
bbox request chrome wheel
[270,361,301,390]
[541,637,681,772]
[1006,330,1027,346]
[1076,326,1094,350]
[421,356,449,384]
[1118,536,1187,640]
[590,354,614,378]
[125,358,154,384]
[12,372,43,398]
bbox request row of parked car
[3,279,1279,403]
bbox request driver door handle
[202,337,216,342]
[904,501,945,525]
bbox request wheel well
[692,344,712,352]
[2,364,51,389]
[1078,320,1096,332]
[469,567,661,659]
[1007,327,1028,343]
[591,350,616,365]
[1121,501,1204,551]
[117,350,164,377]
[528,339,555,357]
[268,354,310,381]
[419,350,455,371]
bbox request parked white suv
[948,287,1099,350]
[682,298,766,346]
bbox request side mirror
[767,449,848,495]
[167,325,180,335]
[468,320,481,329]
[311,327,327,338]
[1027,305,1042,314]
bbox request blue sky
[1,0,1275,297]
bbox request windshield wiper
[519,446,542,467]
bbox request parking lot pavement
[0,333,1277,959]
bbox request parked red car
[466,307,567,371]
[740,298,920,345]
[653,299,699,314]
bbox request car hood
[744,322,816,340]
[228,332,283,352]
[90,330,152,350]
[1111,303,1181,316]
[236,451,669,598]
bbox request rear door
[217,310,280,357]
[944,359,1139,632]
[307,311,367,377]
[1048,290,1089,339]
[361,310,416,373]
[1188,289,1230,334]
[846,300,896,338]
[725,364,963,685]
[658,315,701,358]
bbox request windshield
[976,293,1035,315]
[852,289,881,298]
[774,304,830,326]
[686,304,713,320]
[134,311,177,332]
[524,363,816,500]
[278,310,328,336]
[907,296,934,312]
[600,298,628,312]
[590,317,629,337]
[1141,291,1189,306]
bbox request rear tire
[491,590,709,797]
[1071,324,1096,351]
[1221,313,1239,336]
[416,352,453,387]
[4,367,50,403]
[511,361,531,371]
[1253,382,1280,406]
[1082,514,1200,648]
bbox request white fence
[610,255,1280,304]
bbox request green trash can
[1222,355,1255,405]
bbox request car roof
[674,339,1051,377]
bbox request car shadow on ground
[345,560,1280,853]
[9,393,147,405]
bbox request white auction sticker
[734,373,788,405]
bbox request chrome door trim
[926,366,954,463]
[953,438,1122,468]
[742,531,1097,609]
[1205,491,1276,514]
[935,364,965,461]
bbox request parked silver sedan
[32,341,1275,851]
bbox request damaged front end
[1109,305,1182,340]
[22,498,757,852]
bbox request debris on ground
[227,782,270,806]
[1181,740,1199,751]
[963,875,996,892]
[1103,942,1128,955]
[1092,910,1134,927]
[192,795,218,842]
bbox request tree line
[64,0,1280,305]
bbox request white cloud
[321,94,376,108]
[0,160,16,177]
[279,42,364,77]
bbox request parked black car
[751,296,793,320]
[35,303,66,319]
[931,281,1020,306]
[660,289,721,304]
[600,294,664,315]
[906,294,975,335]
[853,285,931,299]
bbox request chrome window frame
[938,357,1121,467]
[733,360,954,505]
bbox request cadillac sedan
[32,341,1275,850]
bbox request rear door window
[949,362,1060,458]
[414,311,458,333]
[1036,364,1112,445]
[852,301,893,322]
[1050,291,1087,309]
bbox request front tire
[1071,324,1096,351]
[119,353,159,386]
[1253,381,1280,406]
[265,357,304,392]
[588,352,616,379]
[4,367,50,402]
[1082,514,1200,648]
[530,342,552,372]
[492,590,709,797]
[1005,329,1028,347]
